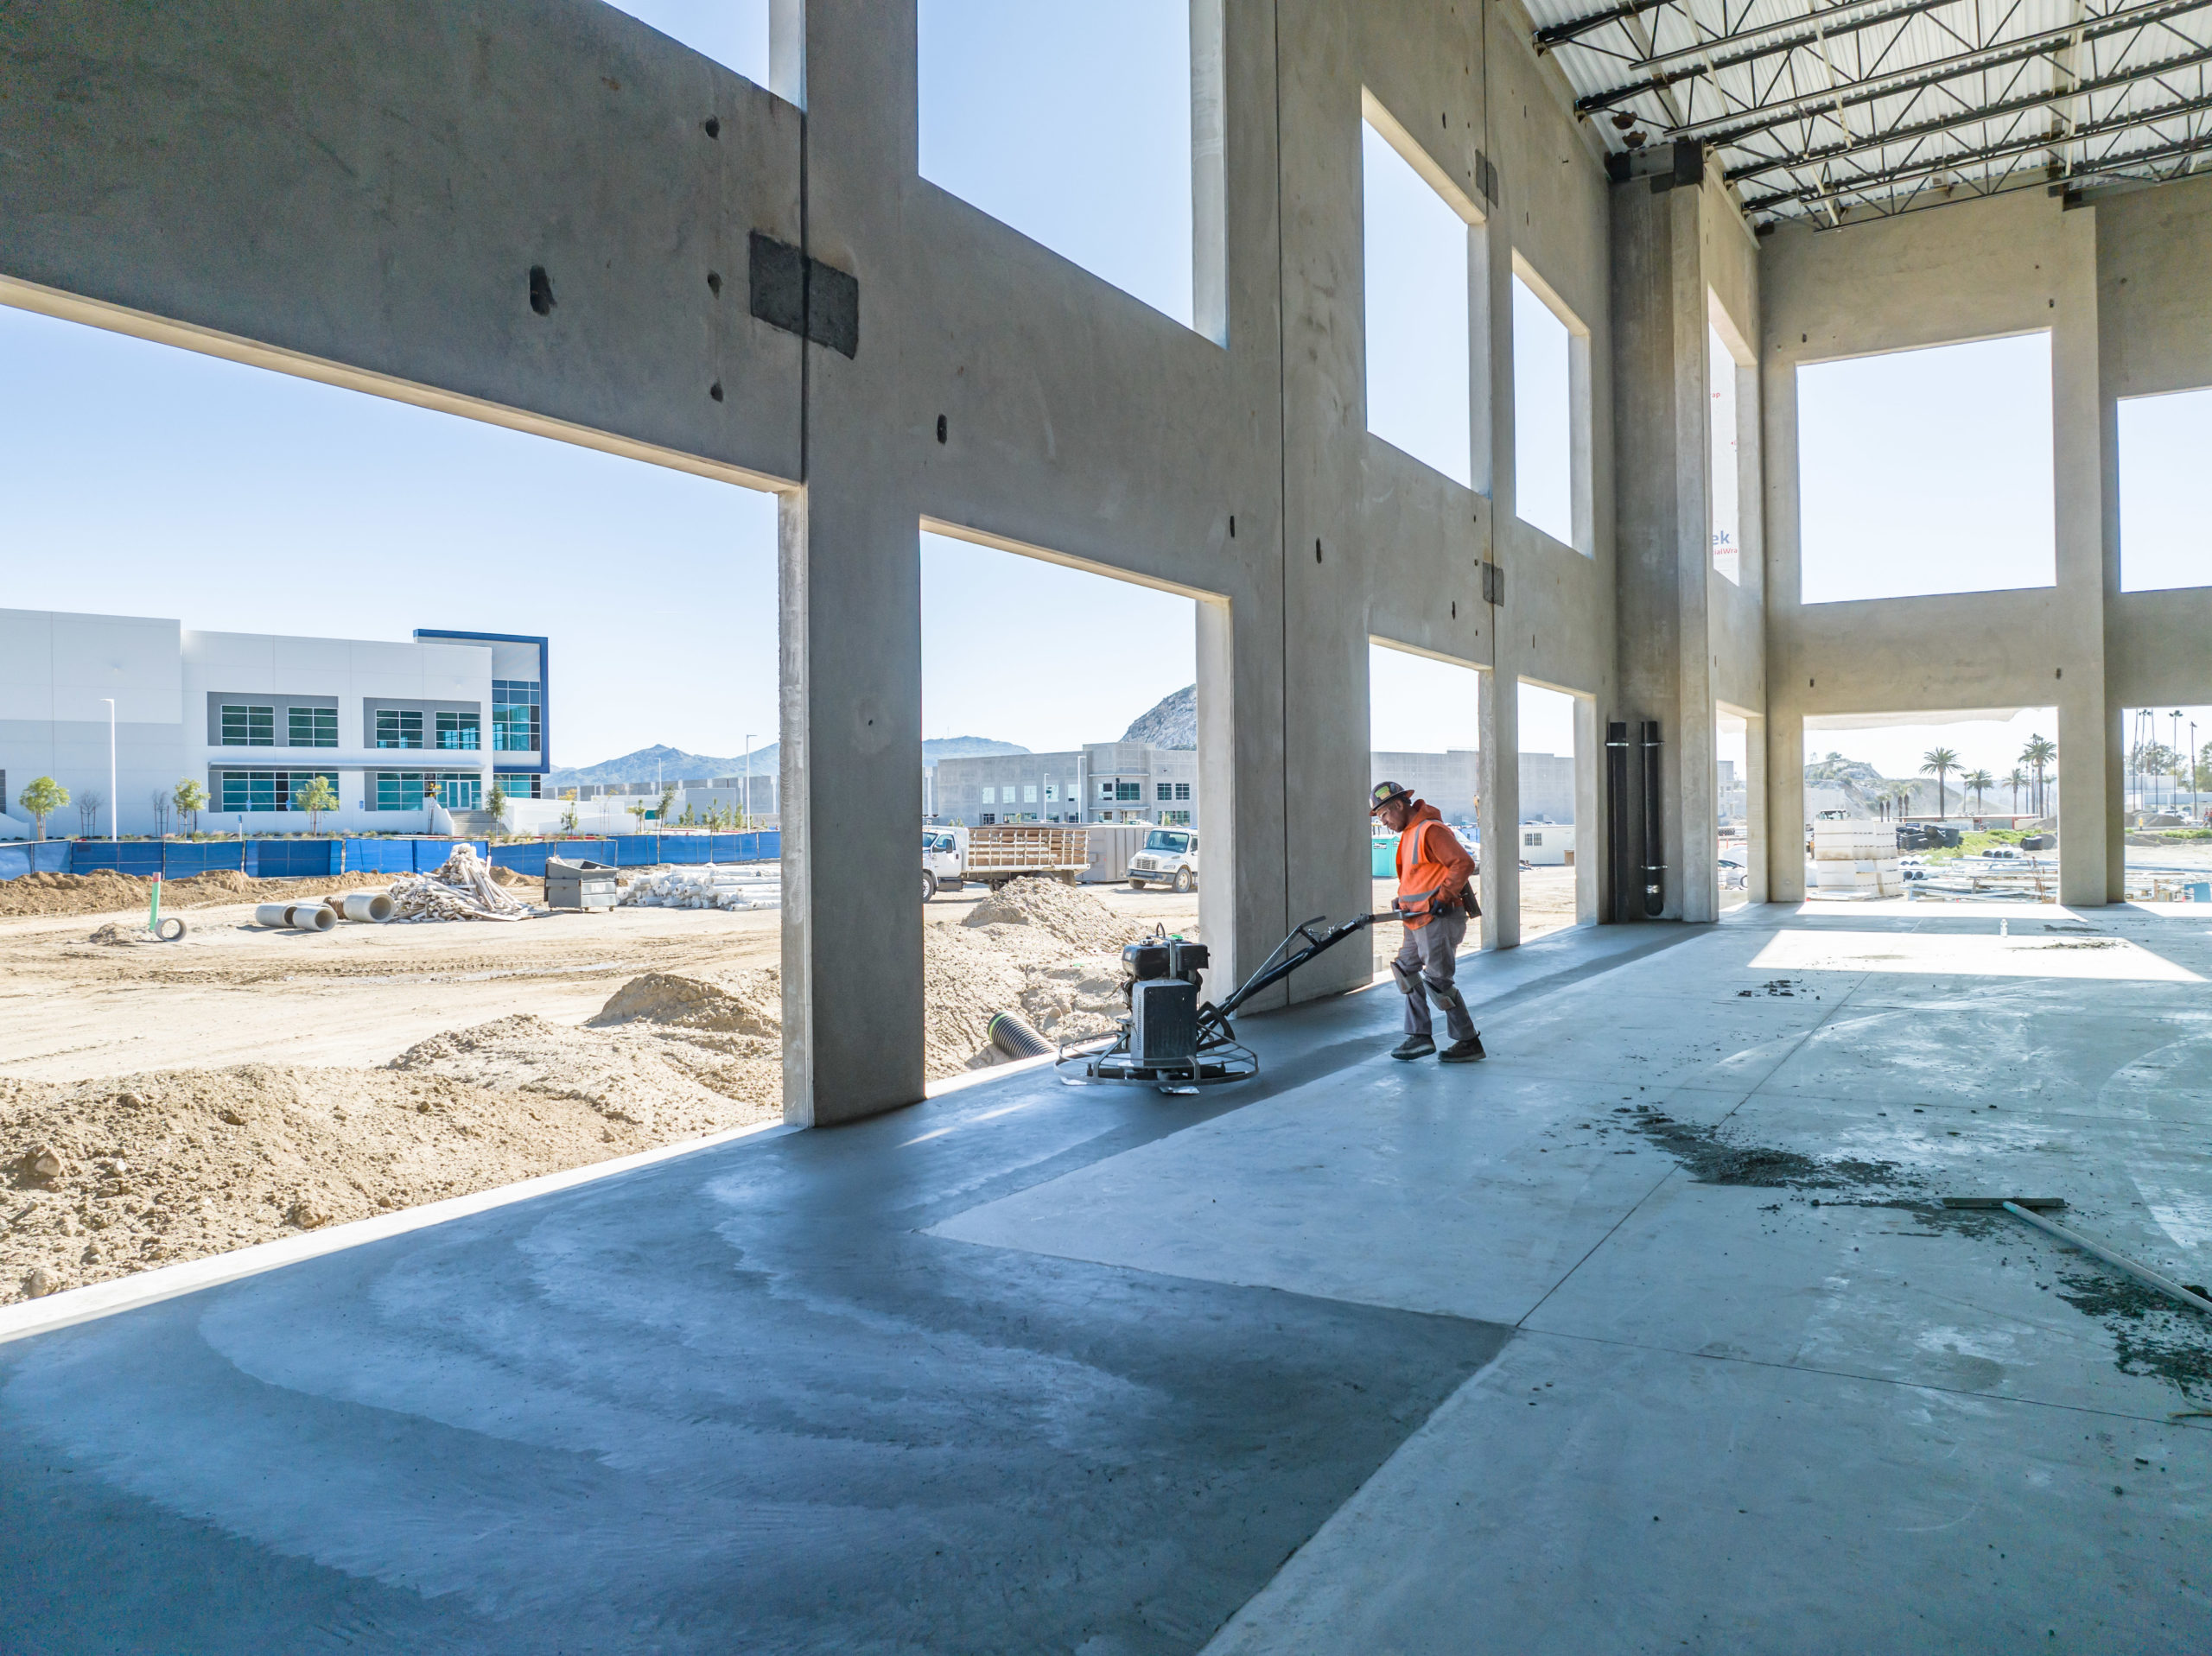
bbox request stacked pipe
[1810,819,1903,898]
[253,903,335,931]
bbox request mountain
[546,744,777,788]
[1122,685,1197,750]
[548,736,1027,788]
[921,737,1029,766]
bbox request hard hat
[1370,780,1413,814]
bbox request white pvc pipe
[327,891,395,923]
[253,903,335,931]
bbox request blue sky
[10,4,2199,775]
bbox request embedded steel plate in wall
[748,232,861,358]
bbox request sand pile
[961,877,1141,953]
[0,1061,757,1304]
[593,967,782,1037]
[389,1014,771,1137]
[0,866,394,921]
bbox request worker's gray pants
[1391,910,1476,1041]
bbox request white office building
[932,743,1199,828]
[0,607,546,837]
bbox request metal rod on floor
[2001,1202,2212,1317]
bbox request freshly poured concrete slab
[932,1056,1699,1324]
[1204,1332,2212,1656]
[1749,926,2203,982]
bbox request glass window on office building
[289,707,337,747]
[982,786,996,804]
[222,704,274,746]
[1116,781,1141,802]
[1024,784,1038,803]
[375,771,427,810]
[436,710,480,750]
[493,681,542,752]
[1175,783,1190,800]
[377,709,424,749]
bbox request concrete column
[1573,693,1601,922]
[780,3,926,1124]
[1742,710,1770,904]
[2052,209,2111,908]
[1608,183,1715,922]
[1768,713,1804,903]
[1479,669,1520,948]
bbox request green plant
[1961,769,1993,813]
[19,776,67,839]
[173,778,207,834]
[291,774,340,834]
[626,799,651,831]
[657,783,677,824]
[1919,747,1958,819]
[487,780,509,828]
[2004,767,2028,814]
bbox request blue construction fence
[0,832,781,882]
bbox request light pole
[743,734,755,832]
[2173,710,2186,817]
[101,697,116,842]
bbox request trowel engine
[1059,911,1382,1093]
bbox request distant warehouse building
[0,606,546,836]
[933,742,1198,828]
[1369,750,1578,825]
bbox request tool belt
[1394,888,1478,921]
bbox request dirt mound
[591,968,781,1037]
[85,923,160,947]
[0,865,397,921]
[961,877,1147,954]
[0,1059,770,1305]
[388,1013,762,1135]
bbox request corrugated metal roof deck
[1523,0,2212,225]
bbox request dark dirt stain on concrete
[2054,1272,2212,1399]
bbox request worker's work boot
[1391,1034,1436,1062]
[1439,1035,1487,1063]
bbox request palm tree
[2020,734,2057,817]
[2005,767,2028,814]
[1920,747,1960,819]
[1961,769,1993,814]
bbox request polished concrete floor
[3,902,2209,1652]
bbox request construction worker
[1371,779,1484,1063]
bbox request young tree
[19,776,67,840]
[1961,769,1993,814]
[173,778,207,836]
[626,798,652,832]
[559,790,580,834]
[76,790,105,836]
[149,789,172,838]
[1918,747,1959,819]
[291,773,340,834]
[486,779,509,834]
[656,782,677,824]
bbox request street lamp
[2173,711,2187,817]
[742,733,755,831]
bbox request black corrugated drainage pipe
[988,1012,1054,1060]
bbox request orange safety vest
[1395,803,1475,930]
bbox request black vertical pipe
[1639,720,1665,918]
[1605,720,1631,923]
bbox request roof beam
[1743,88,2212,210]
[1723,39,2212,182]
[1534,0,1678,54]
[1575,0,1961,113]
[1671,0,2212,145]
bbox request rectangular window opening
[221,704,275,747]
[1797,333,2055,604]
[1511,263,1581,551]
[2119,387,2212,593]
[918,1,1211,334]
[1708,320,1742,586]
[1362,96,1477,488]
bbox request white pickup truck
[1124,826,1198,892]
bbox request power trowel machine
[1057,910,1387,1094]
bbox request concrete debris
[386,844,536,923]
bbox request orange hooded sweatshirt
[1394,800,1476,930]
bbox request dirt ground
[0,872,1201,1304]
